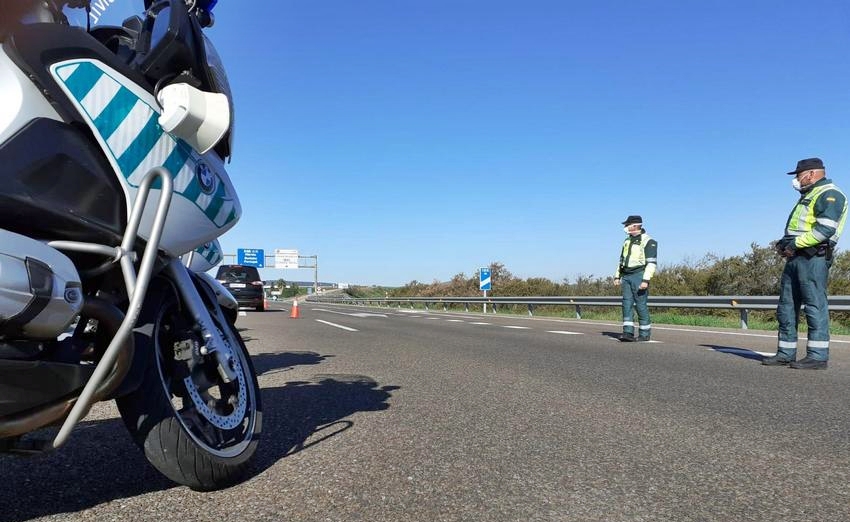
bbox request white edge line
[502,326,530,329]
[608,337,662,343]
[315,319,358,332]
[547,330,584,335]
[710,347,774,357]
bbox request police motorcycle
[0,0,261,490]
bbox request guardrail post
[576,304,582,319]
[443,302,448,312]
[740,308,749,330]
[528,304,534,316]
[465,302,469,312]
[424,301,430,311]
[492,303,497,314]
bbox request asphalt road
[3,303,850,521]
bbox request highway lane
[2,303,850,521]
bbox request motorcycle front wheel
[117,280,262,491]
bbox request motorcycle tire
[117,280,262,491]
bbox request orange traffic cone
[289,298,301,319]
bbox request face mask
[624,225,641,235]
[792,177,803,191]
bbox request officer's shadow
[701,344,765,361]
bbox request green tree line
[386,243,850,297]
[347,243,850,331]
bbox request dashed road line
[502,326,530,330]
[547,330,583,335]
[470,322,491,325]
[315,319,358,332]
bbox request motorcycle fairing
[49,58,240,256]
[0,117,126,248]
[186,240,224,273]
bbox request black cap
[787,157,825,175]
[622,215,642,225]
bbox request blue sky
[111,1,850,286]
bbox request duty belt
[798,244,833,259]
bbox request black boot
[761,354,793,366]
[619,333,636,342]
[789,357,827,370]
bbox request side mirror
[134,0,194,82]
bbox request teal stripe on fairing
[204,181,227,221]
[205,195,224,222]
[224,207,237,226]
[182,175,201,201]
[164,142,191,179]
[93,87,137,139]
[117,112,163,176]
[63,62,101,102]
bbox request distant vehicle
[216,265,265,311]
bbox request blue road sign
[479,267,491,291]
[237,248,265,268]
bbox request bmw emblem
[196,161,216,195]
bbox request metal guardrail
[307,295,850,329]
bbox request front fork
[165,259,238,383]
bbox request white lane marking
[547,330,583,335]
[314,307,850,346]
[238,311,247,317]
[503,326,530,330]
[315,319,358,332]
[445,319,465,323]
[608,337,661,343]
[566,320,850,345]
[425,317,440,320]
[470,322,491,325]
[312,308,386,318]
[710,347,773,357]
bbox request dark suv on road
[216,265,265,311]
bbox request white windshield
[63,0,145,29]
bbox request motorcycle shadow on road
[0,353,397,520]
[0,418,174,521]
[253,374,400,472]
[251,350,332,375]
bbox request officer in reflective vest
[614,215,658,342]
[763,158,848,369]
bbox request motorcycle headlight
[202,33,234,159]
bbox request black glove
[775,238,796,257]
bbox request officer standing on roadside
[614,215,658,342]
[763,158,848,369]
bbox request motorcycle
[0,0,261,491]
